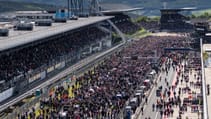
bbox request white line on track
[154,112,159,119]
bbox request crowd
[160,13,193,30]
[0,26,108,92]
[16,35,193,119]
[143,45,202,119]
[114,19,161,34]
[136,21,159,31]
[112,15,160,34]
[115,20,140,34]
[0,14,161,92]
[110,14,140,34]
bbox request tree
[191,14,196,18]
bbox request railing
[200,38,209,119]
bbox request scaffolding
[66,0,101,17]
[89,0,100,15]
[67,0,85,16]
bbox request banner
[47,66,55,73]
[55,61,65,69]
[28,73,41,83]
[55,63,62,69]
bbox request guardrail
[200,38,209,119]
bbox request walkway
[204,68,211,118]
[135,58,203,119]
[136,58,177,119]
[203,43,211,119]
[168,68,202,119]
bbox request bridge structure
[66,0,100,17]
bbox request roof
[160,7,197,12]
[100,3,143,14]
[101,3,133,10]
[0,16,113,52]
[16,11,48,14]
[102,7,144,14]
[16,13,54,17]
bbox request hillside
[0,0,64,6]
[0,0,210,16]
[1,0,210,9]
[0,1,58,13]
[103,0,210,9]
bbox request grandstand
[15,11,54,20]
[13,35,193,119]
[0,7,147,116]
[0,16,112,51]
[102,9,141,34]
[100,5,159,33]
[205,33,211,43]
[160,8,194,31]
[192,19,211,43]
[0,3,208,119]
[193,20,210,35]
[0,16,114,104]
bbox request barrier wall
[0,87,14,102]
[28,73,41,83]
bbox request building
[15,11,55,20]
[0,16,113,106]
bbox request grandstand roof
[16,13,54,17]
[0,16,113,52]
[102,8,143,14]
[160,7,196,12]
[101,3,133,10]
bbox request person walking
[145,97,148,104]
[152,103,155,111]
[141,107,144,115]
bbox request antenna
[89,0,100,15]
[67,0,70,18]
[70,0,85,16]
[163,2,167,9]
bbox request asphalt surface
[136,62,176,119]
